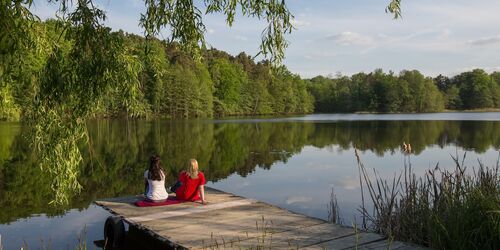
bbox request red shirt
[175,171,206,201]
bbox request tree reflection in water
[0,119,498,223]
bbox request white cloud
[399,28,452,41]
[303,51,338,60]
[234,180,250,188]
[324,31,374,46]
[437,29,452,40]
[126,0,143,8]
[233,35,248,41]
[456,66,500,74]
[467,35,500,46]
[328,29,462,54]
[414,1,500,26]
[291,18,310,27]
[305,163,334,169]
[285,196,312,204]
[337,177,359,190]
[207,28,215,34]
[327,176,360,191]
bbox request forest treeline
[1,20,499,121]
[308,69,500,113]
[0,20,313,121]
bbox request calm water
[0,113,499,249]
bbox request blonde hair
[187,159,199,179]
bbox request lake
[0,113,499,249]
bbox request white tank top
[144,170,169,200]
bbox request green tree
[489,72,500,108]
[139,37,169,115]
[370,69,398,112]
[269,67,305,113]
[241,62,273,114]
[334,75,353,112]
[400,70,443,112]
[209,58,247,115]
[307,75,336,112]
[454,69,494,109]
[445,85,461,109]
[351,72,373,111]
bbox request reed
[355,148,500,249]
[76,225,88,250]
[327,187,342,224]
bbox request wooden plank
[310,232,385,249]
[141,202,324,232]
[128,199,256,223]
[230,222,356,249]
[146,203,326,248]
[94,188,425,249]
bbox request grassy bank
[443,108,500,112]
[356,150,500,249]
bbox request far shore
[353,108,500,114]
[1,109,499,123]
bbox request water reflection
[0,118,499,225]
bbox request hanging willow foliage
[141,0,295,65]
[386,0,403,19]
[22,1,144,204]
[1,0,403,205]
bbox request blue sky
[31,0,500,78]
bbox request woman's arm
[199,185,206,204]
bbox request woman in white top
[143,155,168,202]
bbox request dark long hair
[148,155,164,181]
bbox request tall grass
[355,148,500,249]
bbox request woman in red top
[175,159,207,204]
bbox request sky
[30,0,500,78]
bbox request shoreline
[353,108,500,114]
[1,110,499,123]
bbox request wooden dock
[94,187,424,249]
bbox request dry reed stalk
[356,147,500,248]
